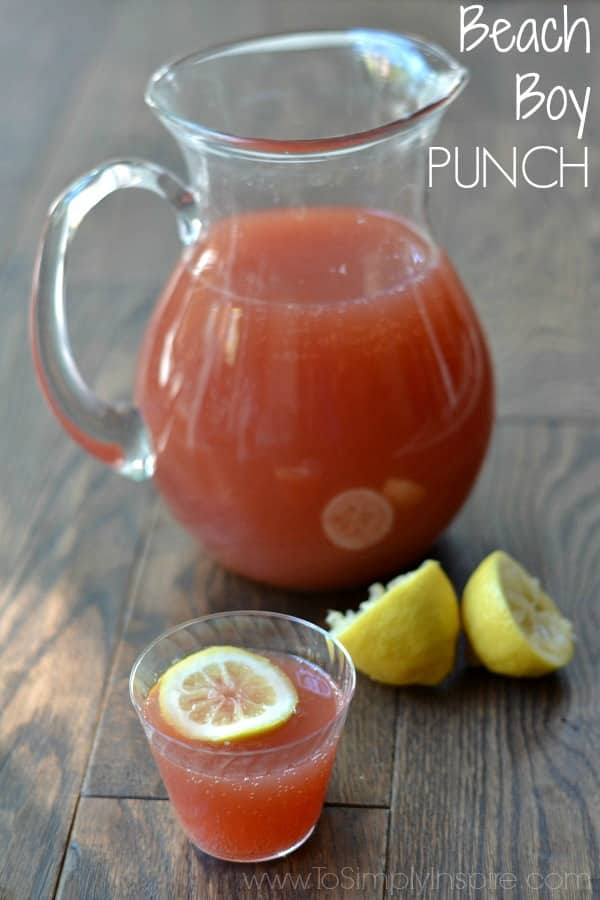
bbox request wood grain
[0,4,161,899]
[0,0,117,259]
[57,799,388,900]
[387,424,600,899]
[84,424,600,900]
[0,468,152,900]
[82,504,397,806]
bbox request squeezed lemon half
[462,551,574,677]
[158,646,298,742]
[326,560,460,685]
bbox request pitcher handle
[31,159,200,481]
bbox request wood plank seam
[498,414,600,428]
[51,793,83,900]
[78,794,391,810]
[49,501,160,900]
[380,688,400,900]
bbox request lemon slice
[321,488,394,551]
[462,551,574,677]
[326,560,460,685]
[158,646,298,742]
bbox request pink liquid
[143,652,343,861]
[137,207,494,588]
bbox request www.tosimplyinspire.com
[241,866,593,894]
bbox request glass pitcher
[31,30,494,590]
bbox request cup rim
[145,28,469,158]
[129,609,356,757]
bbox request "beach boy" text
[428,5,591,190]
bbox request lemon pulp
[157,645,298,742]
[462,551,574,677]
[326,560,460,685]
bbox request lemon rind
[158,646,298,742]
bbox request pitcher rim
[145,28,469,157]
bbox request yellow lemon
[326,560,460,685]
[462,551,574,677]
[158,646,298,742]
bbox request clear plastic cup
[130,611,355,862]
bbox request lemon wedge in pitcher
[462,551,574,677]
[158,646,298,742]
[326,560,460,685]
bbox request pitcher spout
[348,29,469,125]
[145,29,468,157]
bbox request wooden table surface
[1,1,599,898]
